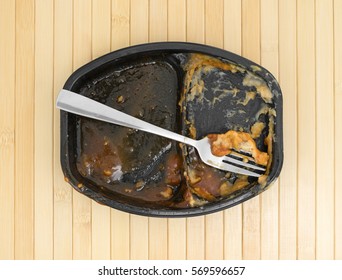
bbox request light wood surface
[335,0,342,260]
[0,0,15,260]
[260,0,279,260]
[297,0,315,259]
[53,0,73,260]
[0,0,341,260]
[278,0,297,260]
[315,0,335,260]
[14,0,35,260]
[35,0,54,260]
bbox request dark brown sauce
[76,59,186,208]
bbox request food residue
[243,72,273,103]
[74,52,278,210]
[250,121,266,139]
[207,130,269,166]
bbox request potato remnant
[250,121,266,139]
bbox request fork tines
[223,152,266,173]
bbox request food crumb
[258,174,268,187]
[219,181,233,196]
[117,95,125,103]
[188,169,202,185]
[160,187,173,198]
[103,169,112,176]
[135,180,145,191]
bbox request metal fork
[56,89,265,177]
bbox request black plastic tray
[60,42,283,217]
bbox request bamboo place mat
[0,0,341,260]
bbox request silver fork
[57,89,265,177]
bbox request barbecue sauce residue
[76,60,185,208]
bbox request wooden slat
[187,217,205,260]
[205,0,223,47]
[92,0,111,58]
[278,0,297,260]
[73,0,92,260]
[204,0,224,260]
[223,0,243,260]
[167,0,187,260]
[334,0,342,260]
[186,0,205,43]
[242,0,260,62]
[223,0,242,55]
[241,0,261,260]
[186,0,205,260]
[260,0,279,260]
[148,0,168,260]
[149,218,168,260]
[14,0,35,260]
[205,212,223,260]
[53,0,73,260]
[129,0,149,260]
[167,0,186,41]
[111,0,130,50]
[315,0,335,260]
[91,0,111,260]
[72,192,91,259]
[0,0,15,260]
[130,214,149,260]
[110,0,131,260]
[149,0,167,42]
[297,0,316,260]
[242,198,261,260]
[168,218,186,259]
[130,0,149,45]
[224,207,243,260]
[111,210,130,259]
[34,0,54,260]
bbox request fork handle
[57,90,198,147]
